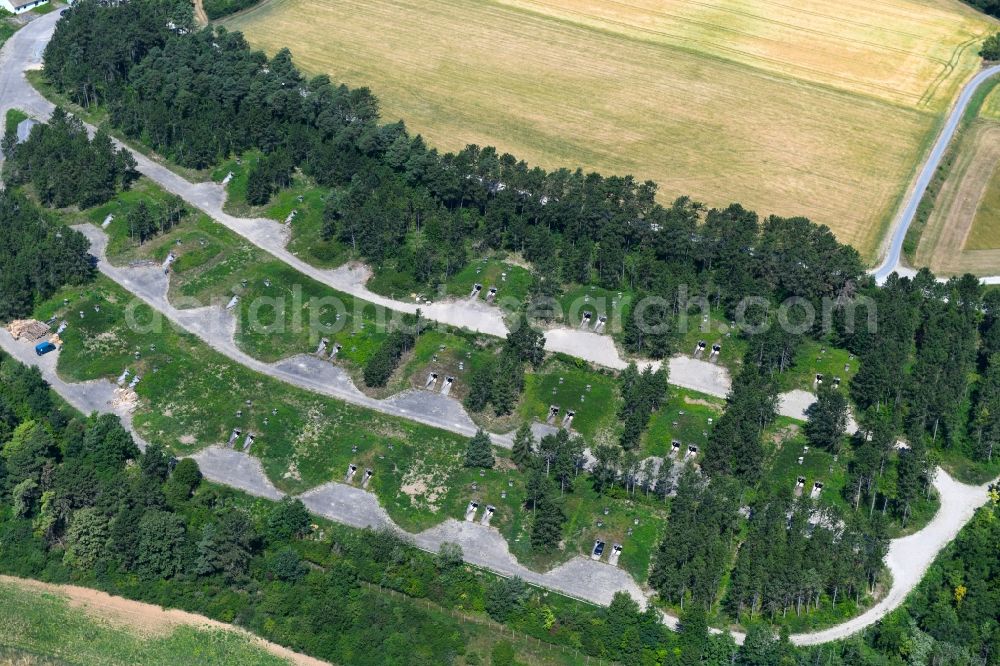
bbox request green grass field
[778,340,859,394]
[519,359,619,443]
[0,580,290,665]
[0,16,14,52]
[966,161,1000,251]
[444,257,533,304]
[557,284,629,331]
[26,270,671,578]
[644,389,725,459]
[981,79,1000,121]
[30,1,58,14]
[223,0,996,260]
[4,109,28,136]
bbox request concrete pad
[190,446,283,500]
[299,482,392,530]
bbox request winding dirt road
[0,13,740,397]
[0,9,997,647]
[193,0,209,26]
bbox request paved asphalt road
[872,63,1000,283]
[0,9,997,646]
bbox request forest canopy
[0,191,93,321]
[2,107,137,209]
[17,3,1000,662]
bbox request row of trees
[464,313,545,416]
[727,496,888,621]
[970,292,1000,463]
[361,312,424,388]
[653,320,901,620]
[649,468,741,609]
[701,363,779,484]
[511,427,582,551]
[795,494,1000,665]
[843,273,998,466]
[969,2,1000,20]
[43,1,864,344]
[2,108,137,209]
[245,150,294,206]
[619,362,669,450]
[124,195,188,244]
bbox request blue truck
[34,341,57,356]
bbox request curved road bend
[2,14,833,418]
[76,219,838,447]
[873,63,1000,283]
[1,326,994,645]
[0,12,738,403]
[72,224,514,448]
[2,10,998,646]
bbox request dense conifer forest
[0,190,93,320]
[38,0,1000,486]
[966,0,1000,19]
[2,107,137,209]
[1,0,999,662]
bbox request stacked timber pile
[7,319,50,341]
[111,387,139,412]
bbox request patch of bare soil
[399,462,447,512]
[0,576,327,666]
[771,424,800,446]
[683,395,723,411]
[493,457,518,472]
[469,412,520,436]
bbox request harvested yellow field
[499,0,989,111]
[912,72,1000,275]
[913,119,1000,274]
[225,0,995,259]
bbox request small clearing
[0,575,327,666]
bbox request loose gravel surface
[1,12,996,645]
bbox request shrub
[982,33,1000,60]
